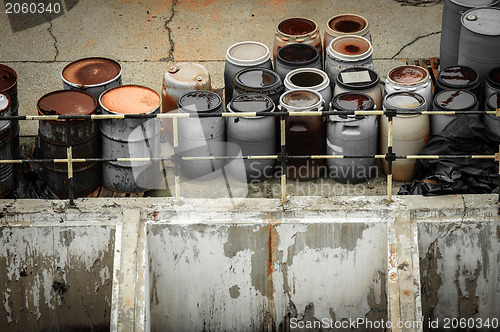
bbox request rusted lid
[0,65,17,92]
[331,35,371,56]
[230,94,274,113]
[282,90,320,108]
[388,66,428,85]
[165,62,210,85]
[329,14,367,34]
[461,7,500,36]
[437,66,479,89]
[384,92,426,112]
[178,91,222,113]
[62,57,121,86]
[100,85,160,114]
[433,90,477,110]
[0,93,10,112]
[37,90,97,116]
[278,18,317,36]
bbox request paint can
[226,94,276,182]
[0,93,13,197]
[232,68,284,106]
[0,64,19,159]
[327,92,377,184]
[440,0,499,69]
[458,7,500,86]
[381,92,429,182]
[284,68,332,111]
[177,91,225,180]
[275,43,322,82]
[324,35,373,84]
[279,89,325,181]
[333,67,382,110]
[431,90,479,136]
[273,18,322,60]
[385,65,433,108]
[224,41,272,105]
[61,57,122,101]
[324,14,371,54]
[99,85,162,193]
[36,90,100,198]
[161,62,211,144]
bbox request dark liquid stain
[333,20,362,33]
[232,95,272,112]
[343,44,360,54]
[238,70,277,88]
[38,90,97,116]
[279,44,318,63]
[278,18,315,35]
[436,90,475,110]
[179,91,221,113]
[336,93,372,110]
[488,67,500,85]
[440,66,477,86]
[334,39,368,56]
[0,67,16,91]
[390,67,426,84]
[290,72,323,87]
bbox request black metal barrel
[0,64,19,159]
[0,93,14,197]
[36,90,100,198]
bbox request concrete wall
[0,195,498,331]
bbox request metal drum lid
[62,57,121,86]
[388,66,429,86]
[230,94,274,113]
[384,92,426,112]
[336,67,379,90]
[332,92,374,119]
[178,91,222,113]
[100,85,160,114]
[461,7,500,36]
[486,92,500,110]
[487,67,500,89]
[37,90,97,116]
[433,90,477,111]
[226,41,270,66]
[450,0,499,6]
[437,65,479,89]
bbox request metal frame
[1,108,499,205]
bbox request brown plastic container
[273,18,322,61]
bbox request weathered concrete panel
[148,217,387,331]
[418,219,500,330]
[0,226,115,331]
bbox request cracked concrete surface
[0,0,443,136]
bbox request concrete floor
[0,0,444,198]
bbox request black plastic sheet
[399,116,500,196]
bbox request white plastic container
[284,68,332,110]
[381,92,429,182]
[385,65,433,107]
[324,35,373,84]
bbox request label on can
[341,70,371,84]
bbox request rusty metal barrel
[0,64,19,159]
[99,85,162,193]
[36,90,100,198]
[61,57,122,101]
[0,93,14,197]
